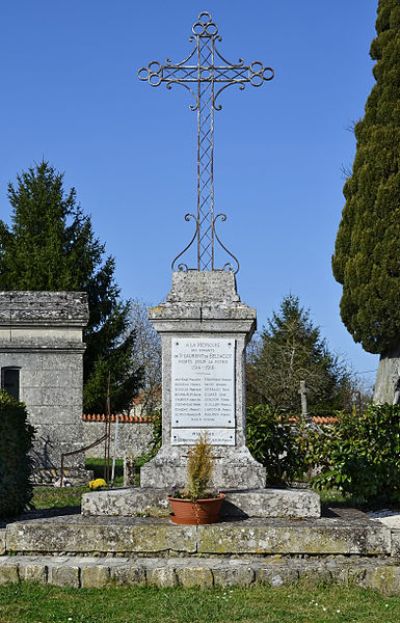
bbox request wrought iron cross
[138,11,274,272]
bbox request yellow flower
[88,478,107,490]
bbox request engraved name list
[171,337,235,445]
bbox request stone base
[140,447,266,490]
[2,555,400,592]
[2,514,392,557]
[2,502,399,593]
[32,468,93,486]
[81,486,321,519]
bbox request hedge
[0,390,35,518]
[307,404,400,503]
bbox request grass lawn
[32,455,161,512]
[32,458,125,511]
[0,583,400,623]
[31,486,88,510]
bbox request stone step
[81,486,321,519]
[1,555,400,593]
[2,515,398,558]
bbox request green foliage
[332,0,400,354]
[247,295,352,415]
[0,162,141,412]
[183,435,215,500]
[246,404,307,485]
[247,401,400,501]
[150,410,162,455]
[0,391,35,518]
[307,404,400,502]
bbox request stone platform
[81,487,321,519]
[1,511,400,592]
[2,514,395,557]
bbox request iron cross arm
[138,11,274,272]
[138,55,274,111]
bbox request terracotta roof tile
[82,413,156,424]
[288,415,338,425]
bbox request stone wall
[0,292,89,483]
[1,351,84,465]
[82,415,155,459]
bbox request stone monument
[82,12,320,518]
[0,291,89,483]
[138,10,272,491]
[141,270,265,489]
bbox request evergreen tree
[247,295,351,415]
[332,0,400,357]
[0,162,141,412]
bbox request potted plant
[168,435,224,525]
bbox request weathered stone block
[19,562,47,584]
[336,565,368,586]
[197,519,391,556]
[110,565,146,586]
[49,564,80,588]
[146,567,178,588]
[222,488,321,519]
[256,566,299,587]
[81,488,170,517]
[297,567,333,587]
[177,567,214,588]
[0,563,19,585]
[81,565,110,588]
[5,517,197,556]
[163,271,240,304]
[213,566,255,587]
[391,529,400,558]
[362,565,400,596]
[0,530,5,555]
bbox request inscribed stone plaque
[172,428,235,446]
[171,338,235,445]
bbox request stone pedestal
[140,271,266,490]
[81,486,321,519]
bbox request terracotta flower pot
[168,493,225,525]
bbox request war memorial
[1,12,400,593]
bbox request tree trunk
[373,345,400,404]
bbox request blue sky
[0,1,379,384]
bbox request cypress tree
[0,161,141,412]
[332,1,400,378]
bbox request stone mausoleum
[0,291,89,483]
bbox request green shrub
[246,404,307,485]
[307,404,400,503]
[150,410,162,455]
[183,434,214,500]
[0,391,35,518]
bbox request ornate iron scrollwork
[139,12,274,272]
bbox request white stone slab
[369,510,400,529]
[171,428,235,446]
[171,338,235,431]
